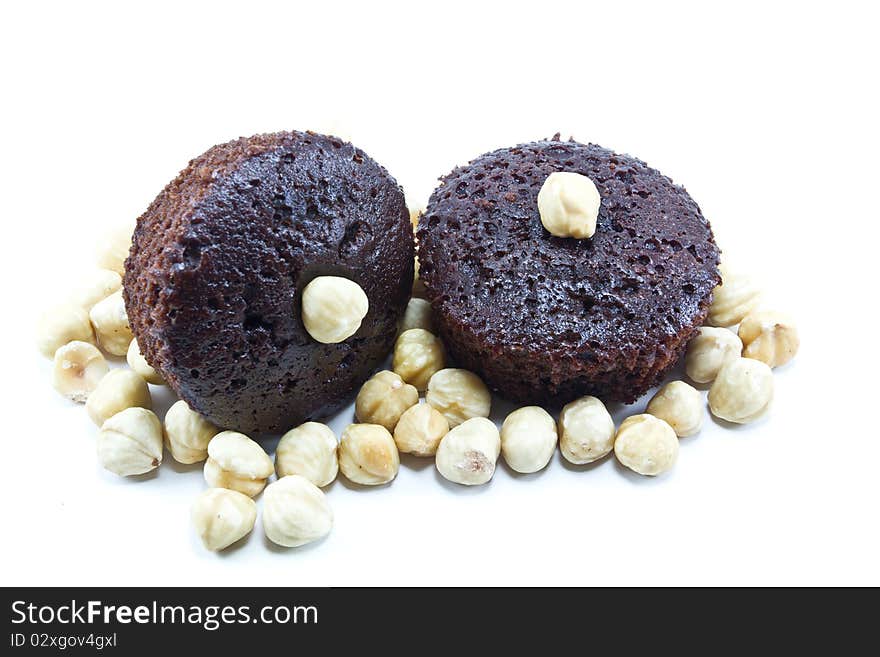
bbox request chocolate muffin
[417,137,720,405]
[124,131,413,434]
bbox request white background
[1,1,877,586]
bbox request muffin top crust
[125,131,413,433]
[417,136,720,380]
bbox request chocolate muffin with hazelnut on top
[124,131,414,434]
[417,136,720,406]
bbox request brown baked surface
[124,131,413,433]
[417,137,720,405]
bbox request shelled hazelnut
[89,290,133,356]
[500,406,558,473]
[425,368,491,427]
[163,400,219,465]
[685,326,743,383]
[435,417,501,486]
[738,310,799,368]
[558,396,615,464]
[338,423,400,486]
[613,414,679,476]
[707,263,761,327]
[301,275,369,344]
[262,475,333,548]
[96,407,163,477]
[52,341,108,402]
[126,339,164,385]
[96,222,134,275]
[355,370,418,431]
[275,422,339,487]
[204,431,274,497]
[412,254,427,299]
[73,269,122,312]
[400,297,434,333]
[36,304,95,358]
[409,206,422,230]
[537,171,601,239]
[191,488,257,551]
[392,328,445,391]
[646,381,704,437]
[708,357,774,424]
[393,402,449,457]
[85,369,152,426]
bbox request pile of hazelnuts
[35,172,798,553]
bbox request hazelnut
[614,414,679,476]
[52,341,108,403]
[96,221,134,275]
[400,297,434,333]
[646,381,704,437]
[537,171,601,239]
[409,206,422,230]
[96,407,163,476]
[72,269,122,312]
[558,396,615,465]
[275,422,339,487]
[707,263,761,327]
[412,257,427,299]
[708,357,774,424]
[89,290,133,356]
[262,475,333,548]
[425,368,491,427]
[435,417,501,486]
[204,431,274,497]
[337,423,400,486]
[685,326,743,383]
[191,488,257,551]
[500,406,558,473]
[126,339,164,385]
[392,328,445,391]
[163,400,219,464]
[301,275,369,344]
[355,370,418,431]
[393,402,449,457]
[36,304,95,358]
[85,369,152,426]
[738,310,799,368]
